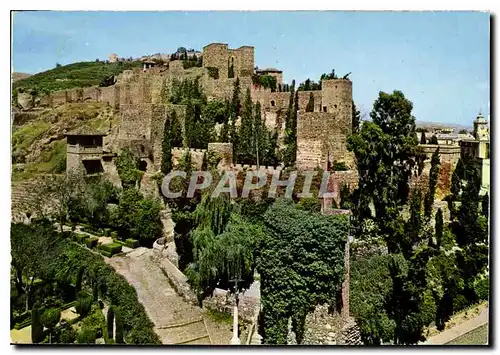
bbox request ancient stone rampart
[322,170,359,209]
[296,108,355,171]
[296,112,329,170]
[297,90,322,113]
[207,142,233,168]
[100,85,120,109]
[171,147,207,169]
[411,144,461,199]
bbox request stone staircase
[105,248,212,345]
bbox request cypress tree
[352,101,361,133]
[424,148,440,218]
[31,302,45,343]
[305,92,314,112]
[482,193,489,222]
[107,307,115,340]
[229,79,241,152]
[430,135,438,144]
[420,130,427,144]
[451,158,465,199]
[161,116,172,174]
[254,101,263,166]
[237,88,254,164]
[115,313,124,344]
[201,152,208,171]
[231,77,241,117]
[435,208,443,249]
[407,189,423,252]
[75,267,84,293]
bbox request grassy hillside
[12,60,142,94]
[12,102,118,181]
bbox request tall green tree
[31,302,45,343]
[348,90,420,243]
[236,88,254,164]
[424,148,440,218]
[451,161,488,302]
[11,220,62,312]
[347,90,437,344]
[41,308,61,343]
[305,92,314,112]
[435,208,444,249]
[352,101,361,133]
[482,193,489,222]
[420,130,427,144]
[161,110,183,174]
[282,80,296,167]
[115,148,144,189]
[258,200,348,344]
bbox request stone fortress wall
[410,144,462,199]
[44,42,356,191]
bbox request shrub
[99,249,112,258]
[474,276,489,300]
[75,234,86,244]
[31,303,45,343]
[99,243,122,255]
[332,160,349,171]
[112,239,127,247]
[81,304,106,340]
[110,231,118,239]
[76,327,96,344]
[86,237,99,249]
[51,242,160,344]
[41,308,61,343]
[62,300,76,310]
[297,197,321,213]
[125,239,140,248]
[75,292,93,318]
[14,318,32,330]
[59,326,76,344]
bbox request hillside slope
[12,60,142,93]
[12,102,118,182]
[12,72,32,82]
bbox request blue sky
[12,11,490,125]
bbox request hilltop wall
[411,144,461,199]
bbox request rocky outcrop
[17,92,34,110]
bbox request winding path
[105,247,231,345]
[422,306,489,345]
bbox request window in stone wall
[83,159,104,175]
[139,160,148,172]
[334,104,338,109]
[323,106,327,112]
[271,100,275,107]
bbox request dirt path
[422,306,489,345]
[105,248,227,345]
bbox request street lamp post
[229,277,244,345]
